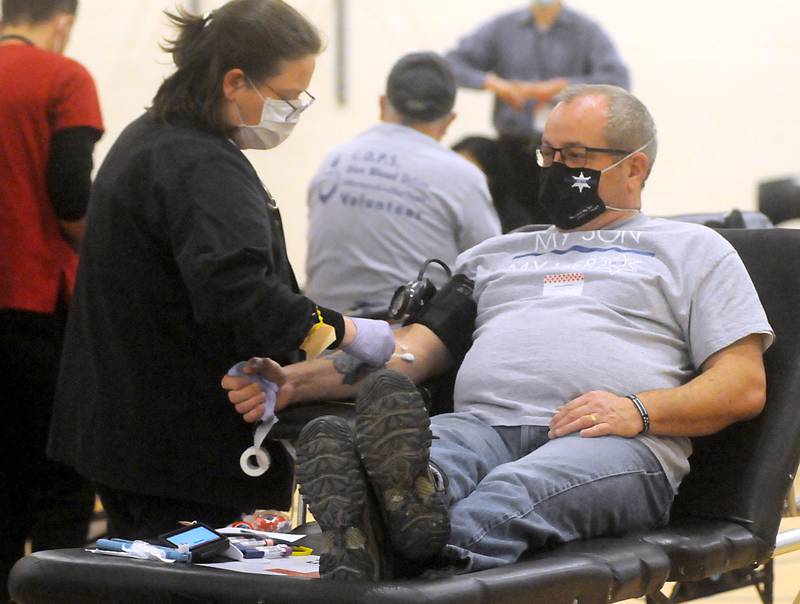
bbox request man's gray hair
[555,84,658,180]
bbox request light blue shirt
[305,123,500,315]
[446,6,630,137]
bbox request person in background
[446,0,630,225]
[47,0,394,544]
[305,52,500,318]
[0,0,103,597]
[452,135,529,233]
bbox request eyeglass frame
[535,143,632,168]
[248,77,316,121]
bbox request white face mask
[233,80,311,150]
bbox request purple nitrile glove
[342,317,395,367]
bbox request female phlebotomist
[48,0,393,539]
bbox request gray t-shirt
[305,123,501,315]
[453,215,774,490]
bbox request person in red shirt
[0,0,103,597]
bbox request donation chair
[759,176,800,226]
[9,228,800,604]
[637,227,800,603]
[666,210,773,229]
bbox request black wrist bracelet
[316,305,345,349]
[626,393,650,434]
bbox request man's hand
[549,335,768,440]
[516,77,568,103]
[484,73,528,111]
[221,357,295,423]
[485,74,569,110]
[548,390,644,439]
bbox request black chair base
[660,561,773,604]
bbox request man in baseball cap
[304,52,499,318]
[385,51,457,123]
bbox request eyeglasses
[535,144,631,168]
[262,82,316,121]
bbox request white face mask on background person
[233,78,311,150]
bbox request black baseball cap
[386,52,457,122]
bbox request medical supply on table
[90,520,309,567]
[94,539,191,563]
[233,509,292,533]
[216,526,305,545]
[230,539,293,559]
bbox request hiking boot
[296,415,391,581]
[354,370,450,561]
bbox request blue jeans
[429,412,675,572]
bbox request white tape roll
[239,421,274,477]
[240,446,271,477]
[227,361,280,478]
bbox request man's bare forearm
[548,334,768,440]
[637,334,767,436]
[286,324,454,404]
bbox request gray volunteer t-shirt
[453,215,774,490]
[305,123,501,315]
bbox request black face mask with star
[538,162,606,230]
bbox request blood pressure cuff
[410,273,476,363]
